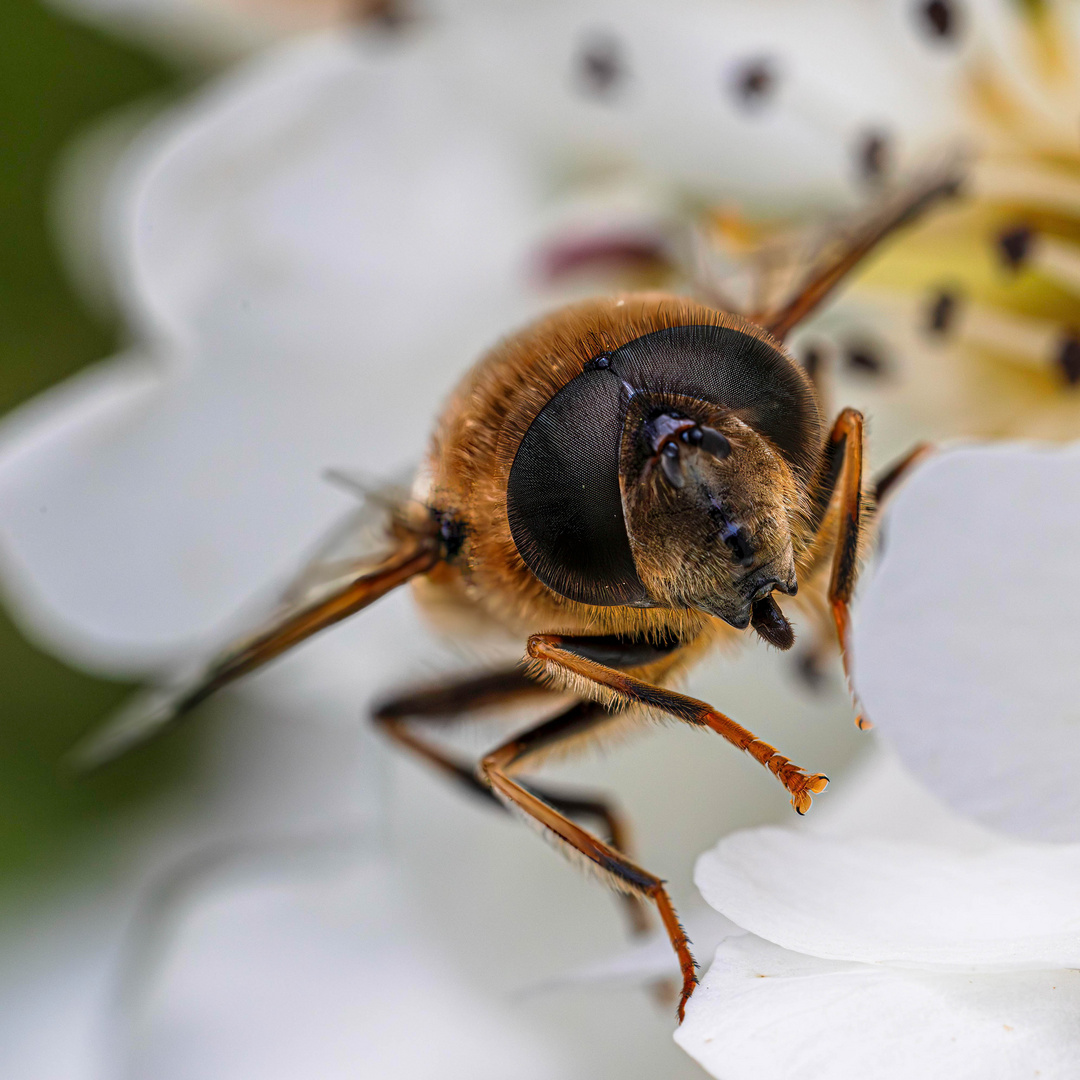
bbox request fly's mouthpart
[750,594,795,650]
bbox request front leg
[803,408,866,684]
[525,634,828,814]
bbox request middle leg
[372,667,651,934]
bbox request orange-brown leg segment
[803,409,864,675]
[871,441,934,509]
[180,542,441,715]
[373,673,651,936]
[824,410,864,681]
[795,440,935,696]
[70,538,442,771]
[479,701,696,1021]
[761,166,963,340]
[526,636,828,815]
[804,408,874,727]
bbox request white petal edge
[851,443,1080,841]
[676,933,1080,1080]
[695,825,1080,969]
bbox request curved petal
[695,824,1080,969]
[676,933,1080,1080]
[0,5,970,674]
[123,858,566,1080]
[852,443,1080,841]
[444,0,968,209]
[0,32,542,670]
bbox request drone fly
[74,166,959,1021]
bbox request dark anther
[845,343,885,376]
[732,58,777,109]
[362,0,414,31]
[585,353,612,370]
[856,129,890,184]
[918,0,961,43]
[795,649,827,691]
[577,32,625,97]
[751,595,795,650]
[1056,333,1080,386]
[997,224,1034,270]
[801,346,821,382]
[927,289,960,334]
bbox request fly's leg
[479,700,697,1021]
[805,415,938,727]
[802,409,866,688]
[71,537,442,771]
[761,165,963,340]
[795,440,934,695]
[373,670,651,936]
[526,635,828,815]
[870,442,935,509]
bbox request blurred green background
[0,0,195,897]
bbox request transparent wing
[70,478,440,771]
[686,158,966,340]
[276,471,413,609]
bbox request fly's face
[619,393,799,643]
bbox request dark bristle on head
[919,0,961,42]
[997,224,1034,270]
[751,595,795,650]
[927,289,959,334]
[1056,334,1080,386]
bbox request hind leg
[372,669,651,935]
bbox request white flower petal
[0,4,972,672]
[806,742,1000,849]
[695,824,1080,969]
[0,33,543,669]
[445,0,967,210]
[547,907,746,987]
[852,444,1080,841]
[125,858,566,1080]
[676,933,1080,1080]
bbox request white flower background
[3,1,1079,1078]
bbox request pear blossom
[3,3,1068,1076]
[556,745,1080,1078]
[674,745,1080,1080]
[44,0,380,65]
[573,441,1080,1072]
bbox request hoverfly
[74,166,959,1021]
